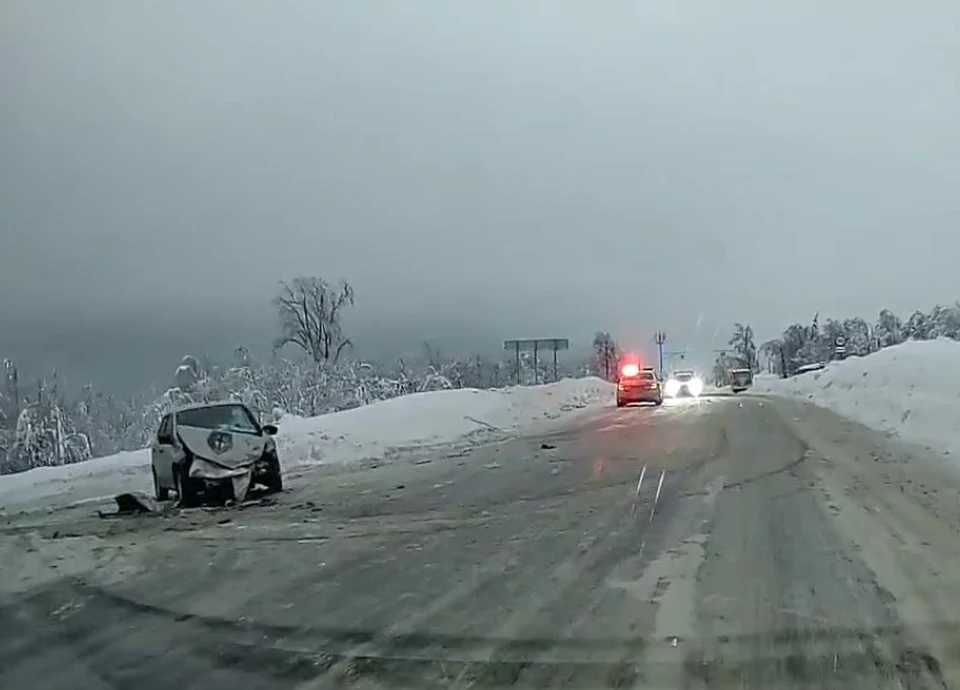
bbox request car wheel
[152,467,170,501]
[616,399,625,408]
[264,470,283,494]
[654,398,663,406]
[263,456,283,494]
[174,464,199,508]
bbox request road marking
[630,465,647,515]
[650,470,665,521]
[635,465,647,496]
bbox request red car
[616,364,664,407]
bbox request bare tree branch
[272,276,356,364]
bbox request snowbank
[278,375,613,467]
[0,377,614,510]
[754,339,960,454]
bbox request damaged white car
[151,402,283,506]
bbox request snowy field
[754,339,960,456]
[0,377,615,511]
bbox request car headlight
[688,378,704,396]
[665,379,681,397]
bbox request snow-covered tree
[759,339,786,376]
[842,317,872,356]
[712,350,740,386]
[728,323,757,371]
[0,359,19,470]
[273,276,355,364]
[903,310,930,340]
[927,304,960,340]
[591,332,619,381]
[874,309,904,348]
[3,373,92,474]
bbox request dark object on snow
[540,443,557,450]
[113,492,161,515]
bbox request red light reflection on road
[591,457,605,481]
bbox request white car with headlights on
[665,370,704,398]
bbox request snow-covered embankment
[0,377,615,510]
[755,339,960,455]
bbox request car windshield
[176,404,260,434]
[676,372,694,381]
[637,371,656,381]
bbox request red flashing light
[620,363,640,377]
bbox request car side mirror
[262,424,278,436]
[157,432,172,444]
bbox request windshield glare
[176,405,260,433]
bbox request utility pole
[654,330,667,379]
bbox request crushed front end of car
[178,427,279,503]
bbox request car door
[152,414,176,487]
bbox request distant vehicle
[617,363,663,407]
[151,401,283,506]
[665,370,704,398]
[729,368,753,393]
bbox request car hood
[177,426,266,470]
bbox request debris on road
[540,443,557,450]
[103,492,163,517]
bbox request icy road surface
[3,393,960,689]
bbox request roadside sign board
[503,338,569,352]
[503,338,570,384]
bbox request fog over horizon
[3,2,960,391]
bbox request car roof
[170,400,247,414]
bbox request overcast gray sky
[2,1,960,381]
